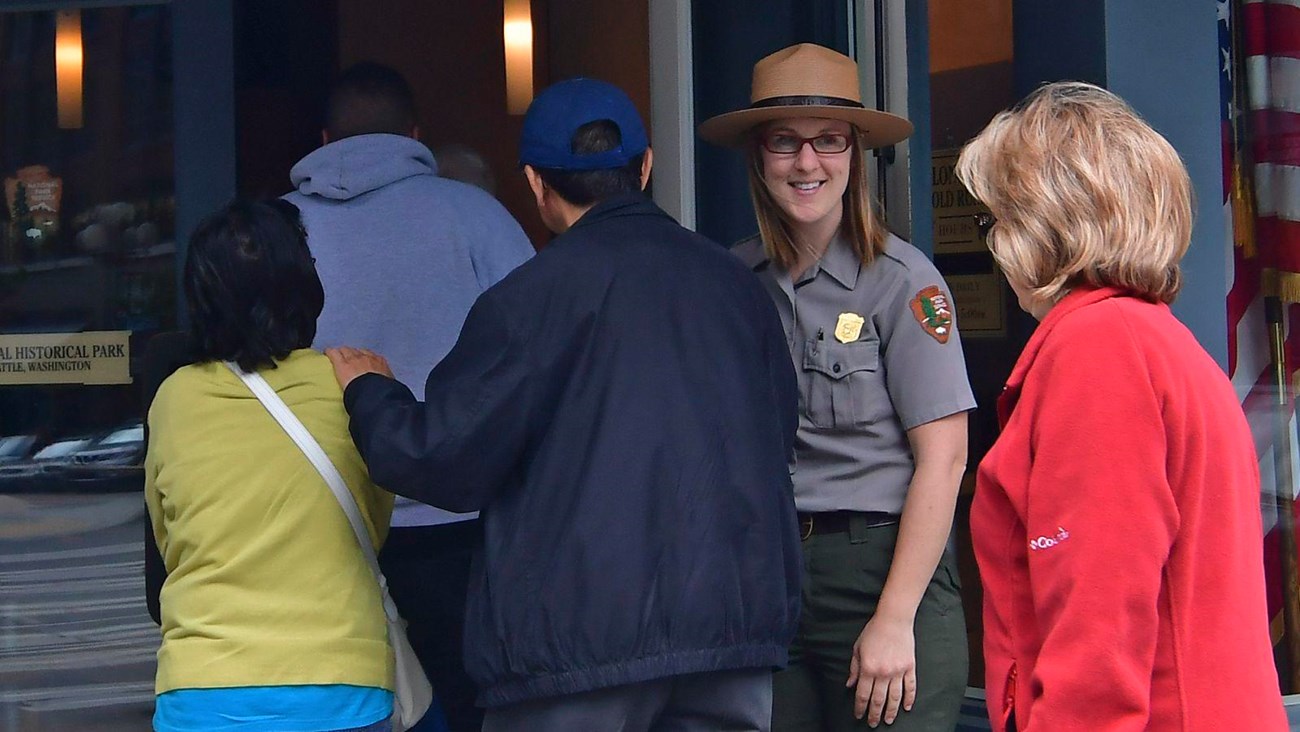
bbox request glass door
[0,4,174,729]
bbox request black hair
[184,199,324,372]
[536,120,644,206]
[325,62,417,140]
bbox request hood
[289,133,439,201]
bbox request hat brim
[698,105,913,149]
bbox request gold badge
[834,312,865,343]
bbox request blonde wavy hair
[955,81,1192,304]
[748,127,887,271]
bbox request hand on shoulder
[324,347,394,390]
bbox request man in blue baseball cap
[326,78,802,731]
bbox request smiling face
[757,117,854,235]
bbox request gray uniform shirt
[732,232,976,514]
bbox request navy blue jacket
[343,193,801,707]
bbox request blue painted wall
[905,0,933,256]
[1103,0,1227,366]
[172,0,236,325]
[1012,0,1227,365]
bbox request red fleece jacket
[972,286,1286,731]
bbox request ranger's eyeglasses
[760,132,852,156]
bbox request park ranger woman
[701,43,975,732]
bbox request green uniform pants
[773,519,967,731]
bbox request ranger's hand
[847,614,917,727]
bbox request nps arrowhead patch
[910,285,952,344]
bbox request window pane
[0,6,172,730]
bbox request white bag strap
[224,361,401,624]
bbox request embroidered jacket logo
[1029,527,1071,551]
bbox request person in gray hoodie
[283,62,534,732]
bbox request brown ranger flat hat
[698,43,913,149]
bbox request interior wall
[234,0,336,199]
[546,0,650,141]
[929,0,1011,74]
[336,0,547,245]
[336,0,652,250]
[928,0,1013,152]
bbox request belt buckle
[800,515,814,541]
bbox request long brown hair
[747,127,887,272]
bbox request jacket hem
[476,643,789,708]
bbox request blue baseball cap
[519,78,649,171]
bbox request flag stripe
[1244,0,1300,11]
[1265,504,1284,617]
[1249,110,1300,166]
[1244,367,1285,453]
[1232,289,1268,389]
[1255,164,1300,219]
[1259,218,1300,275]
[1243,2,1300,59]
[1228,0,1297,655]
[1247,57,1300,113]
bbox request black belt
[798,511,899,540]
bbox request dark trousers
[481,668,773,732]
[379,520,483,732]
[773,520,967,731]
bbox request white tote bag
[226,362,435,731]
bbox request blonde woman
[957,82,1287,731]
[701,44,975,731]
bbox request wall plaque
[0,331,131,385]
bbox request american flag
[1222,0,1300,686]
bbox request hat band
[750,94,864,110]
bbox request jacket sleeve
[142,388,171,627]
[143,452,166,625]
[1020,316,1180,730]
[763,297,798,462]
[343,291,534,513]
[139,331,194,626]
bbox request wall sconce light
[504,0,533,115]
[55,10,84,129]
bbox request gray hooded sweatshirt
[285,133,533,526]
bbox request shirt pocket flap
[802,339,880,380]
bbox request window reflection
[0,5,171,730]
